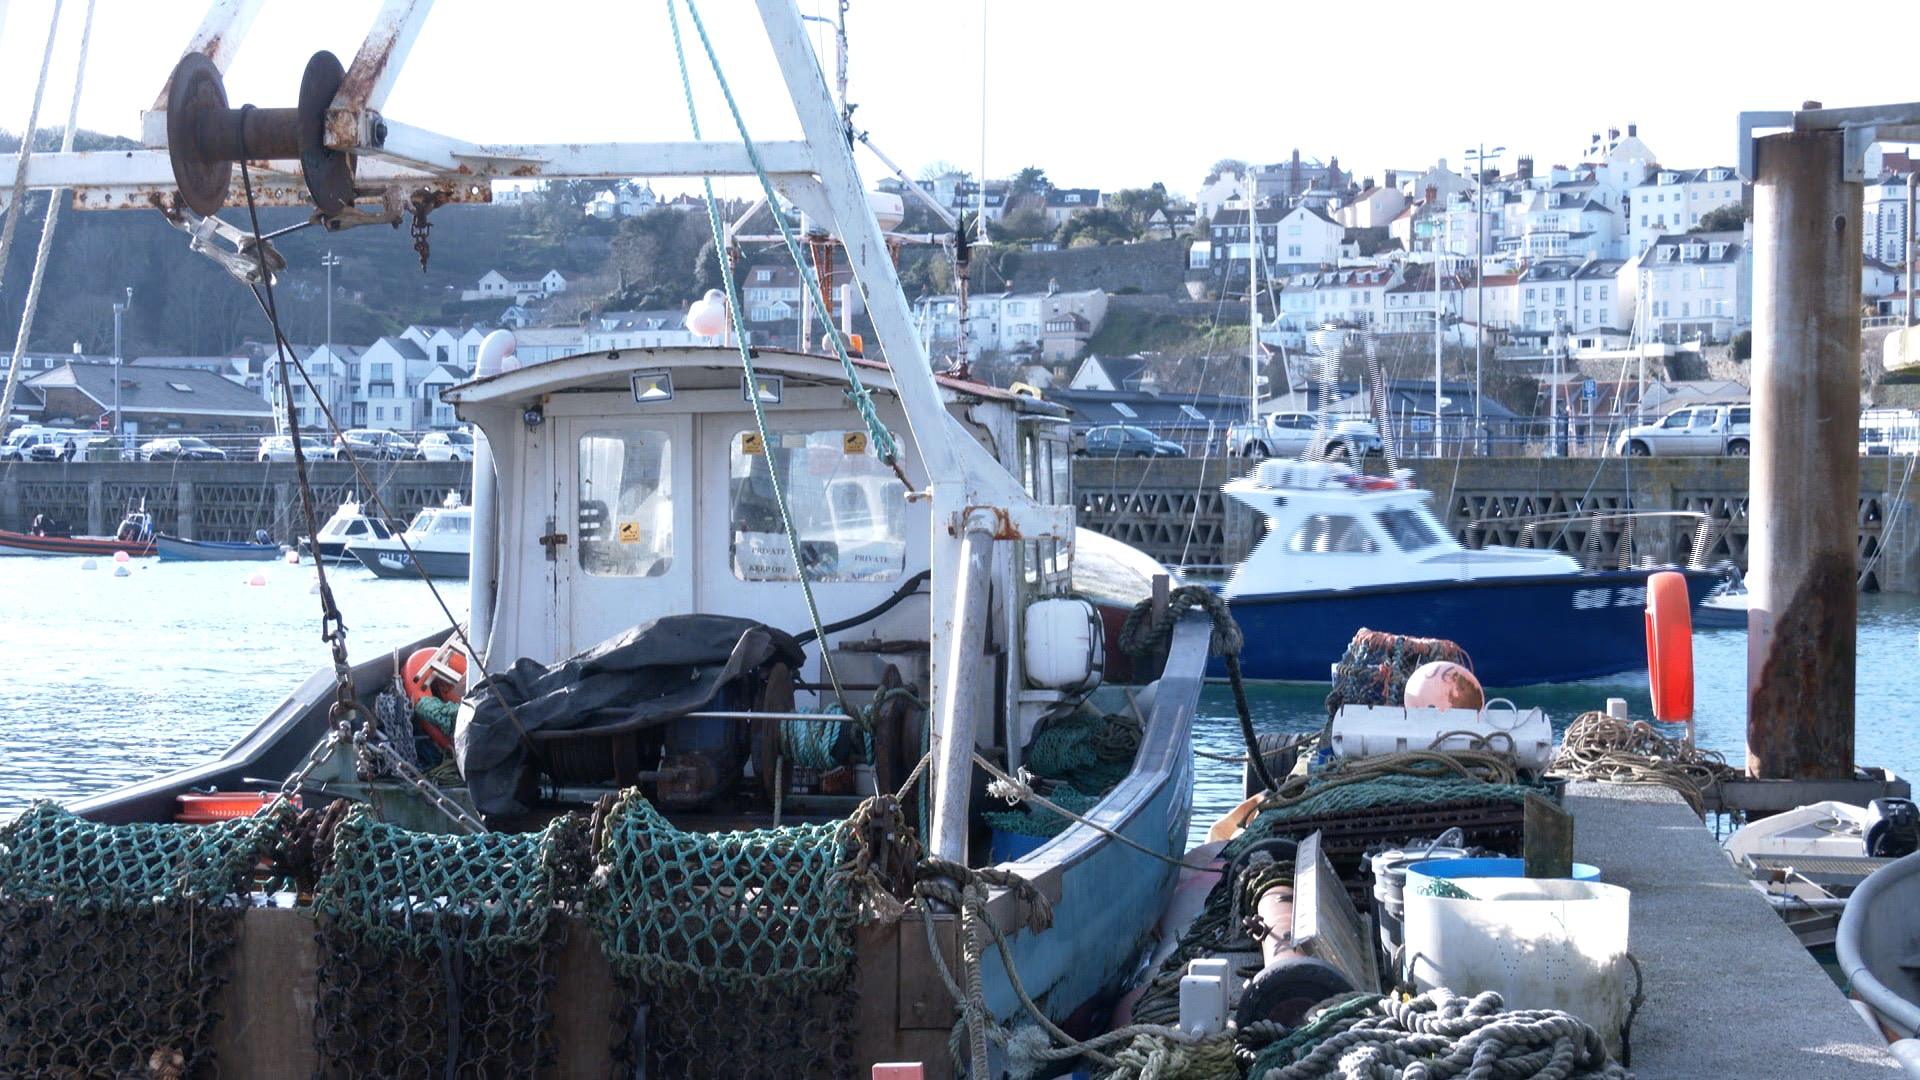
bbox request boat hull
[0,530,156,557]
[1219,566,1723,685]
[350,544,470,579]
[156,535,284,562]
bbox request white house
[1210,204,1344,283]
[912,288,1107,361]
[1379,264,1465,337]
[415,363,468,429]
[1634,231,1750,344]
[1864,175,1911,267]
[585,180,658,220]
[1514,188,1622,261]
[1275,265,1400,336]
[1194,173,1245,221]
[585,310,698,352]
[265,343,361,429]
[400,325,490,369]
[356,336,430,429]
[461,270,568,303]
[1627,167,1744,257]
[1335,180,1409,229]
[512,326,587,364]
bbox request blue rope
[671,0,900,468]
[666,0,849,713]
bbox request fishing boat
[0,509,156,557]
[298,498,402,564]
[1218,459,1724,684]
[348,495,471,579]
[156,531,285,562]
[1839,851,1920,1062]
[1,5,1220,1076]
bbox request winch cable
[232,150,498,830]
[0,0,72,441]
[667,0,855,717]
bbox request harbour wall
[1074,455,1920,593]
[0,461,473,543]
[4,456,1914,593]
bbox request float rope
[1552,711,1735,817]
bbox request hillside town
[4,122,1917,456]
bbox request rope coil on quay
[1551,711,1736,817]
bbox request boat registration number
[1572,586,1645,611]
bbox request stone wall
[970,239,1192,298]
[0,461,473,542]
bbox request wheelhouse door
[560,415,695,656]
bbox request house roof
[1647,232,1743,263]
[1047,387,1245,426]
[26,361,273,417]
[374,336,429,360]
[599,309,691,332]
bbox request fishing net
[0,800,276,1078]
[985,703,1143,838]
[590,790,862,1078]
[1325,628,1472,717]
[311,805,579,1079]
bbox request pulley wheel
[298,51,356,216]
[166,52,232,216]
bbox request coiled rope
[1551,711,1735,817]
[1250,988,1628,1080]
[1120,585,1276,792]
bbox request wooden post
[1746,129,1860,780]
[1523,794,1574,879]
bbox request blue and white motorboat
[348,496,471,579]
[156,530,284,562]
[1217,459,1723,685]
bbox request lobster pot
[1403,879,1632,1056]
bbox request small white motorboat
[299,498,403,563]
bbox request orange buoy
[403,644,469,704]
[1644,570,1694,721]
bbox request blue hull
[350,545,469,579]
[1218,567,1723,685]
[155,535,283,562]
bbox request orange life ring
[403,644,469,705]
[1644,571,1694,721]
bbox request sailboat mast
[1249,193,1260,420]
[1434,245,1444,458]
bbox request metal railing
[1469,508,1717,570]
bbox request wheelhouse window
[1286,514,1378,554]
[577,430,674,578]
[729,430,906,582]
[1376,508,1440,550]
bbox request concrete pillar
[175,479,196,541]
[1746,130,1861,780]
[275,482,293,544]
[86,477,105,538]
[0,472,20,532]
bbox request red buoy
[1644,571,1694,721]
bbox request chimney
[1425,184,1438,205]
[1517,156,1534,181]
[1627,123,1637,137]
[1386,169,1399,189]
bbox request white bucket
[1403,878,1632,1056]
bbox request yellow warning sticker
[741,432,765,455]
[617,521,641,544]
[843,431,868,454]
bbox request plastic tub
[990,829,1050,864]
[1405,857,1600,883]
[1404,878,1632,1056]
[174,791,286,824]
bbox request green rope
[1225,775,1538,860]
[983,705,1142,838]
[670,0,899,469]
[666,0,851,712]
[0,800,275,904]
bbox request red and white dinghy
[0,511,157,557]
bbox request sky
[0,0,1915,200]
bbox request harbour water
[0,554,1913,845]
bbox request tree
[917,161,969,182]
[1206,158,1248,184]
[1108,183,1171,234]
[1692,203,1749,233]
[1009,166,1050,198]
[1055,208,1138,247]
[994,208,1051,244]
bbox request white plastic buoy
[284,549,300,564]
[248,573,268,587]
[79,558,96,570]
[113,565,130,577]
[113,550,130,563]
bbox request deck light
[630,370,675,404]
[743,373,783,405]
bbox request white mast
[1249,185,1260,420]
[1434,229,1444,458]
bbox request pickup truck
[1616,403,1751,457]
[1226,411,1383,463]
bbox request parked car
[418,430,475,462]
[1228,413,1384,463]
[140,436,228,461]
[257,434,338,462]
[23,430,94,461]
[1079,425,1188,458]
[1615,403,1751,457]
[334,429,421,461]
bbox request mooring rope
[1551,710,1735,817]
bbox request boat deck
[1568,781,1897,1077]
